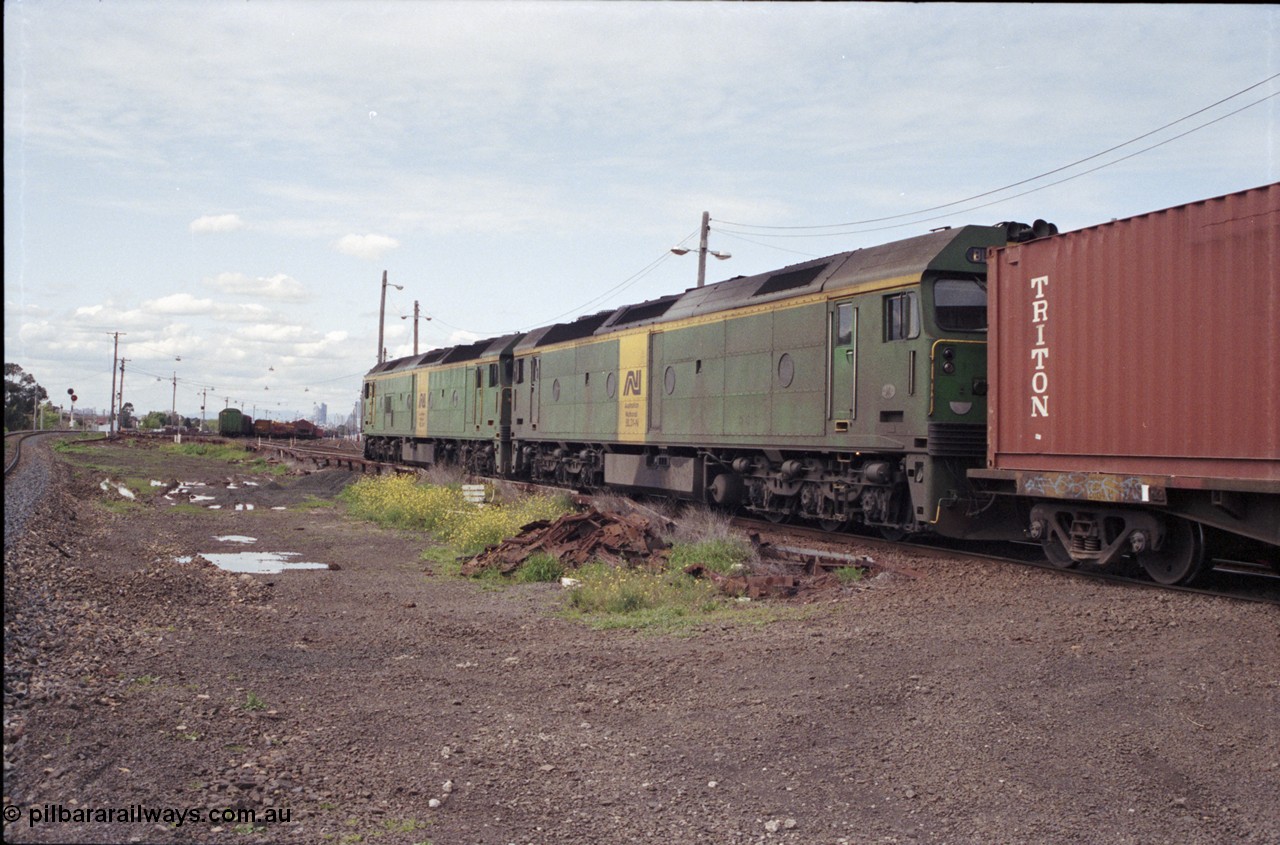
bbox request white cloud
[143,293,217,316]
[206,272,309,302]
[189,214,245,234]
[334,233,399,260]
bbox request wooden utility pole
[108,331,125,436]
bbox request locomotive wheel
[879,526,908,542]
[1041,532,1078,569]
[1138,518,1206,586]
[819,519,846,533]
[764,511,791,524]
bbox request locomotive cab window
[488,363,499,387]
[934,278,988,331]
[883,291,920,341]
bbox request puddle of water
[188,551,330,574]
[214,535,257,544]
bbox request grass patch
[242,691,266,711]
[833,565,865,584]
[340,475,574,555]
[667,536,756,575]
[161,442,254,462]
[515,552,563,583]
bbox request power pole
[108,331,125,437]
[413,300,420,356]
[696,210,710,289]
[117,359,129,430]
[378,270,388,364]
[670,211,730,288]
[378,270,404,364]
[171,372,178,427]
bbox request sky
[4,2,1278,427]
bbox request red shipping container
[986,183,1279,490]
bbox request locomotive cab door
[829,301,858,428]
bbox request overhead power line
[717,73,1280,234]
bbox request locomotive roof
[597,225,997,334]
[364,333,522,377]
[364,224,1006,373]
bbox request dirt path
[4,439,1278,844]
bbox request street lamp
[400,300,432,356]
[378,270,404,364]
[671,211,730,289]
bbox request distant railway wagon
[221,410,322,440]
[362,184,1280,585]
[217,407,253,437]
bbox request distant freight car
[974,183,1279,583]
[217,407,253,437]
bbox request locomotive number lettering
[1029,275,1050,418]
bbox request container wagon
[972,183,1280,583]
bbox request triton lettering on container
[974,183,1280,584]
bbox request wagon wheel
[1138,518,1206,586]
[1041,531,1078,569]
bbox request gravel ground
[4,437,1278,845]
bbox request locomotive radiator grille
[927,422,986,457]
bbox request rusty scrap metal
[460,508,672,576]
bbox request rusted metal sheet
[987,184,1280,488]
[460,509,671,576]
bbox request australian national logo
[623,369,643,397]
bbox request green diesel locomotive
[363,222,1023,541]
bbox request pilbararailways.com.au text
[5,803,292,828]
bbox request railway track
[210,439,1280,604]
[733,516,1280,605]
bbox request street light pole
[117,359,129,430]
[671,211,731,288]
[401,300,432,356]
[378,270,405,364]
[107,331,125,437]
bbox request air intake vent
[752,263,828,297]
[927,422,986,457]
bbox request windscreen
[934,278,987,331]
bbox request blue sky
[4,2,1277,425]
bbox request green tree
[140,410,168,430]
[4,363,48,431]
